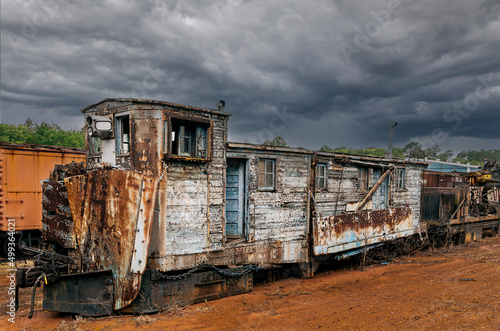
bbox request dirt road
[2,237,499,330]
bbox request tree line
[0,119,85,148]
[264,136,498,166]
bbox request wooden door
[225,159,245,238]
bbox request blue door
[372,169,389,210]
[225,159,245,238]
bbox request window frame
[358,167,368,191]
[395,168,406,189]
[258,158,276,191]
[88,136,102,156]
[316,163,328,190]
[163,113,213,162]
[115,114,130,156]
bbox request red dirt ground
[1,237,499,330]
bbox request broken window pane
[115,115,130,155]
[359,168,368,190]
[258,159,275,190]
[195,126,207,159]
[316,163,327,189]
[91,137,101,155]
[396,168,406,189]
[179,125,192,156]
[166,118,210,160]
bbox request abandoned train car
[422,169,500,242]
[17,98,428,316]
[0,142,85,255]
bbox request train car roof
[0,141,85,154]
[80,98,231,117]
[227,142,428,167]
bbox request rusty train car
[422,168,500,242]
[0,142,85,255]
[17,98,430,316]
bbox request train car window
[115,115,130,155]
[358,168,368,191]
[396,168,406,189]
[316,163,327,189]
[258,159,275,190]
[163,117,212,161]
[90,136,102,155]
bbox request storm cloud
[1,0,499,152]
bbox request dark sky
[1,0,499,152]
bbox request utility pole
[385,122,398,159]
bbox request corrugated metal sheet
[0,143,84,232]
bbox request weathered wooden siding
[390,166,424,229]
[160,164,210,255]
[207,123,227,247]
[315,163,368,217]
[315,162,424,230]
[247,153,309,242]
[149,111,228,264]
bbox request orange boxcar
[0,142,85,254]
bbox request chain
[208,263,257,278]
[153,263,257,281]
[158,160,167,184]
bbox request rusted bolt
[138,260,142,264]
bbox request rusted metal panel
[65,168,157,310]
[41,162,86,248]
[150,239,309,272]
[41,181,75,248]
[121,268,252,314]
[422,170,466,188]
[313,207,413,256]
[130,113,162,177]
[422,187,469,225]
[43,271,114,317]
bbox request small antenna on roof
[216,100,226,111]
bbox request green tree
[424,145,441,160]
[438,150,454,162]
[453,149,500,166]
[403,142,423,154]
[0,119,85,148]
[317,141,499,166]
[263,136,289,147]
[319,145,334,153]
[392,147,404,159]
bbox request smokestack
[385,122,398,159]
